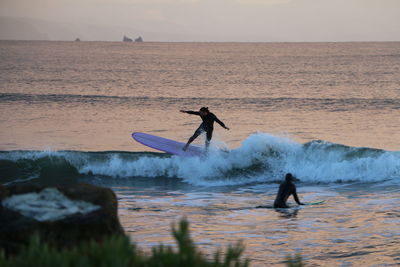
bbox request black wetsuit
[273,180,302,208]
[185,111,226,144]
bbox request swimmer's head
[285,173,299,182]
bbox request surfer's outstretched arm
[180,110,200,115]
[213,114,230,130]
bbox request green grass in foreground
[0,219,304,266]
[0,219,249,267]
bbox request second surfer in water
[180,107,229,151]
[273,173,304,208]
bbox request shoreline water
[113,181,400,266]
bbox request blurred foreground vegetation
[0,219,304,266]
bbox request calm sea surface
[1,41,400,266]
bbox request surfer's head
[285,173,299,182]
[199,107,209,115]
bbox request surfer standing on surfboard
[180,107,229,151]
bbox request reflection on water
[274,208,299,219]
[114,183,400,266]
[1,41,399,151]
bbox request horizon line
[1,39,400,43]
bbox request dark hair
[200,107,209,112]
[285,173,293,181]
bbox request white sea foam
[2,188,100,221]
[2,132,399,186]
[77,132,400,186]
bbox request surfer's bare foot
[182,144,188,151]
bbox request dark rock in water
[123,35,133,42]
[37,157,81,185]
[0,183,125,256]
[135,36,143,42]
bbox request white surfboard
[132,132,203,157]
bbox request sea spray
[285,140,400,183]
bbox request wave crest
[1,133,399,186]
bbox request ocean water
[1,41,400,266]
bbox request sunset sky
[1,0,399,41]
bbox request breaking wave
[1,132,399,186]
